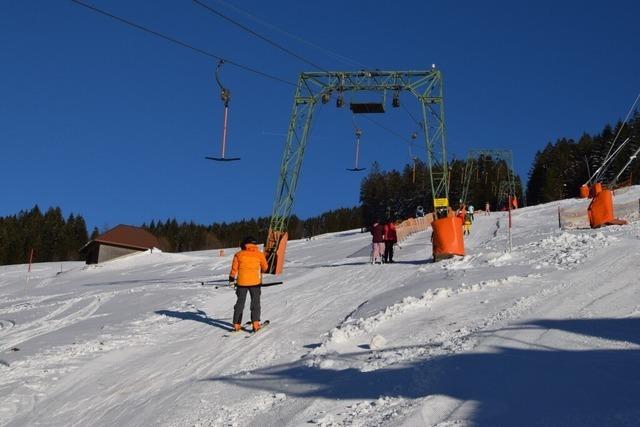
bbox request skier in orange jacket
[229,236,269,332]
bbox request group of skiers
[369,218,398,264]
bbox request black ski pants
[384,240,396,262]
[233,285,261,325]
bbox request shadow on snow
[204,317,640,426]
[155,309,233,331]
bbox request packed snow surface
[1,188,640,426]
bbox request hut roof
[81,225,160,252]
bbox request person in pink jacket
[383,219,398,263]
[370,220,385,264]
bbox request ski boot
[252,321,261,332]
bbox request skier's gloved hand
[228,276,236,287]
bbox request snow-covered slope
[1,188,640,426]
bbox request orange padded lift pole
[431,215,465,261]
[264,229,288,275]
[588,189,615,228]
[591,182,603,197]
[579,185,590,199]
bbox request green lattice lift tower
[264,69,449,274]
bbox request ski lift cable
[400,101,426,160]
[195,0,435,169]
[192,0,369,89]
[192,0,330,73]
[583,155,592,179]
[71,0,296,87]
[600,90,640,174]
[590,137,631,183]
[345,101,421,155]
[194,0,435,155]
[611,142,640,186]
[360,115,416,146]
[400,102,425,130]
[362,116,423,163]
[597,136,631,181]
[209,0,367,69]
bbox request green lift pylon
[264,69,449,274]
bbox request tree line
[2,114,637,265]
[0,206,88,265]
[0,205,363,265]
[360,158,523,226]
[526,113,640,205]
[141,206,362,253]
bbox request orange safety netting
[394,214,434,243]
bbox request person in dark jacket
[383,219,398,263]
[370,220,385,264]
[229,236,269,332]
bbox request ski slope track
[1,187,640,426]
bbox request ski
[223,324,251,337]
[206,282,284,289]
[210,283,235,289]
[246,320,270,337]
[260,282,283,287]
[200,280,230,287]
[223,320,270,337]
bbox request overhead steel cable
[195,0,427,148]
[401,102,424,130]
[70,0,296,87]
[611,141,640,186]
[192,0,329,73]
[209,0,367,69]
[361,115,420,151]
[596,90,640,182]
[193,0,432,166]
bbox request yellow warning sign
[433,198,449,208]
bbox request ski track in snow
[1,188,640,426]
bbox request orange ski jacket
[229,243,269,286]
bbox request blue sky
[1,0,638,231]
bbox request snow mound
[174,392,287,427]
[369,334,387,350]
[324,276,524,345]
[526,231,614,269]
[311,397,409,426]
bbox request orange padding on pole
[588,189,615,228]
[579,185,590,199]
[591,182,603,197]
[432,215,465,261]
[264,229,288,275]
